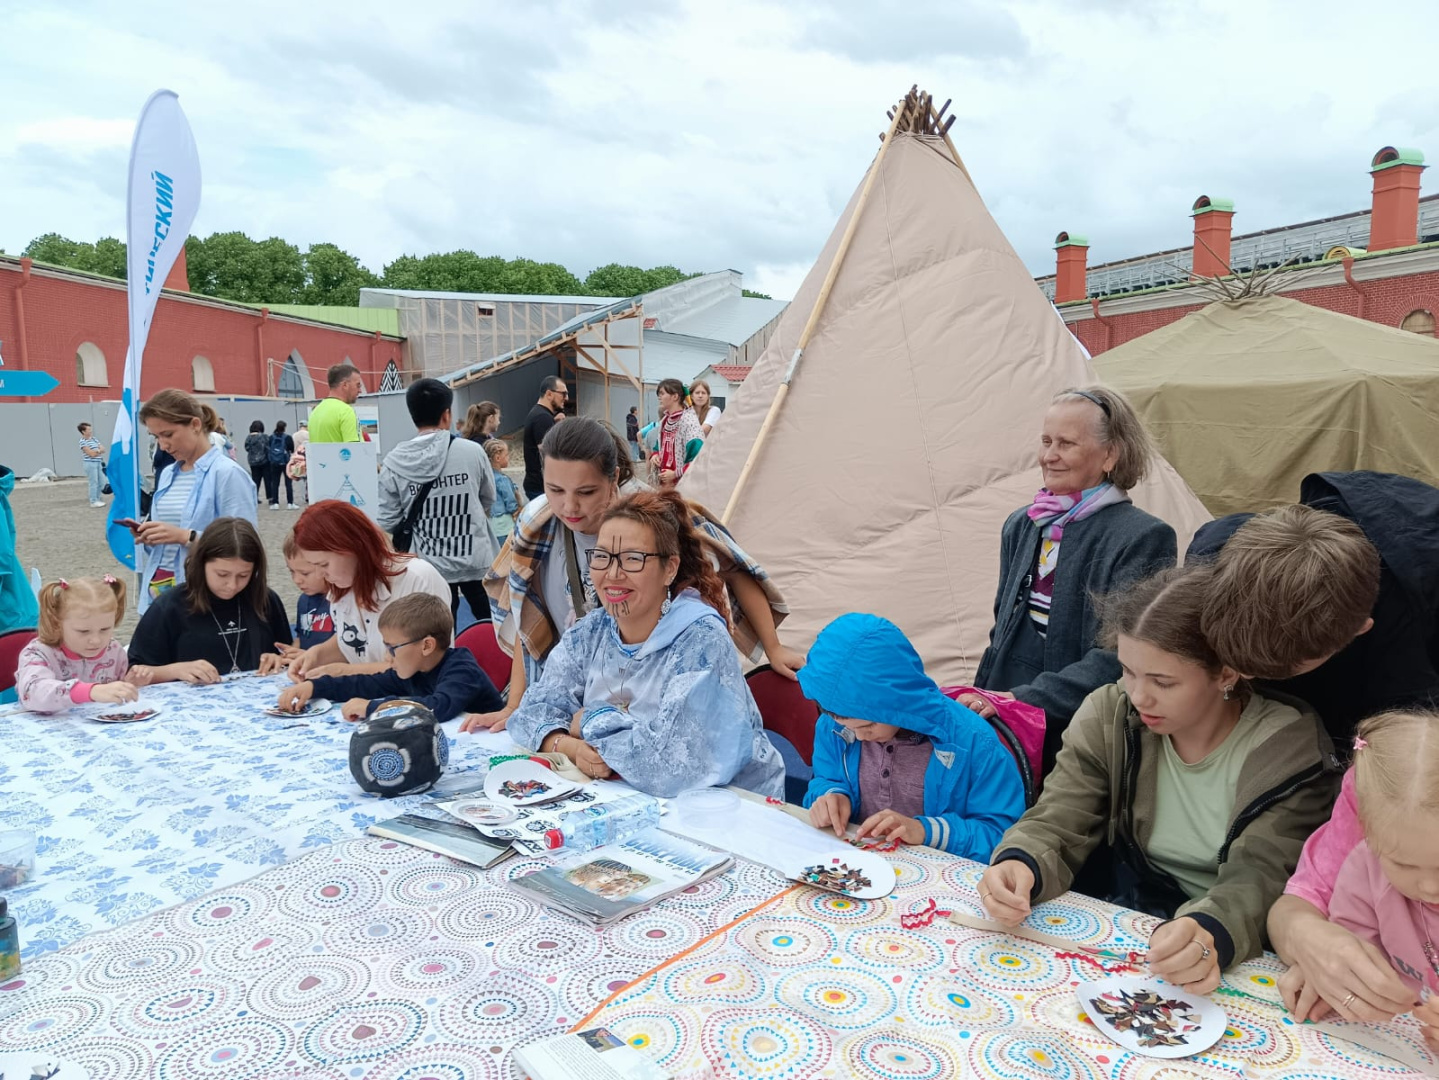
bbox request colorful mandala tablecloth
[0,675,512,959]
[0,836,792,1079]
[587,843,1436,1079]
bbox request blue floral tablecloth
[0,675,509,959]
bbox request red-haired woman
[287,499,449,678]
[507,489,784,798]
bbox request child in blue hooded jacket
[800,613,1025,860]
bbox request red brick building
[0,252,406,403]
[1038,146,1439,352]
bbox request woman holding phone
[132,390,258,614]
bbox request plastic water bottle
[543,793,662,852]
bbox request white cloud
[1,0,1436,298]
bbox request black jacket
[1188,470,1439,741]
[129,586,292,672]
[311,647,503,722]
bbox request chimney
[1191,196,1235,278]
[1369,146,1426,252]
[163,246,191,292]
[1053,232,1089,303]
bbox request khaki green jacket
[994,682,1342,967]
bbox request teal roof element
[1192,196,1235,215]
[1054,231,1090,248]
[264,304,400,336]
[1371,146,1426,172]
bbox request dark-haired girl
[471,417,801,733]
[508,489,783,798]
[978,565,1340,993]
[128,517,292,682]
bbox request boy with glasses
[276,593,502,721]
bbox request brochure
[367,814,515,869]
[513,1026,666,1080]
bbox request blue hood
[798,613,974,743]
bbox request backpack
[246,433,269,467]
[267,432,290,465]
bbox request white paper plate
[484,758,580,807]
[264,698,333,718]
[784,848,895,901]
[1076,976,1227,1058]
[440,798,519,826]
[92,706,162,724]
[0,1053,90,1079]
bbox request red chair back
[745,664,819,767]
[0,628,36,695]
[455,620,511,693]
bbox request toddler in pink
[16,576,153,713]
[1327,711,1439,1050]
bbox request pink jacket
[1284,767,1361,915]
[1331,840,1439,999]
[16,639,130,714]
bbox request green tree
[186,232,305,304]
[583,263,696,296]
[23,233,128,279]
[301,243,380,305]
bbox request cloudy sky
[3,1,1436,299]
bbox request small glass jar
[0,897,19,981]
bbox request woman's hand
[979,861,1034,926]
[90,681,139,705]
[564,736,612,779]
[954,692,997,719]
[808,792,852,838]
[1147,917,1221,995]
[765,642,807,681]
[341,697,370,721]
[1278,960,1334,1023]
[124,665,155,687]
[659,469,677,485]
[277,682,313,713]
[855,809,925,846]
[274,641,303,661]
[460,706,513,734]
[1271,903,1413,1021]
[257,652,287,676]
[173,660,221,685]
[1414,995,1439,1053]
[133,521,189,547]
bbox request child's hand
[277,683,313,713]
[808,792,852,838]
[275,641,303,660]
[1414,995,1439,1053]
[257,652,287,676]
[1278,960,1334,1022]
[341,697,370,721]
[124,665,155,687]
[175,660,220,685]
[1148,916,1221,995]
[764,642,807,681]
[979,860,1034,926]
[90,681,139,705]
[460,708,511,734]
[855,809,925,846]
[301,663,351,681]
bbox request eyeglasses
[553,389,569,398]
[383,637,425,658]
[585,549,664,573]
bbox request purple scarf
[1027,482,1130,542]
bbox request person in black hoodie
[1188,471,1439,742]
[276,592,501,722]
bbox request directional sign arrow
[0,371,60,397]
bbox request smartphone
[115,518,142,532]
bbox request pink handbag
[941,685,1047,806]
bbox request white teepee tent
[682,89,1211,683]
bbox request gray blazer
[974,501,1177,736]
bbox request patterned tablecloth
[0,674,512,959]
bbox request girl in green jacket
[980,565,1341,994]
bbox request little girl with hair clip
[1326,711,1439,1048]
[16,576,154,713]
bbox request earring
[1222,685,1234,701]
[660,585,672,616]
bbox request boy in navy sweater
[277,593,502,721]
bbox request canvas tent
[1094,294,1439,516]
[682,89,1211,685]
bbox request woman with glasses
[507,488,784,797]
[284,499,451,679]
[962,386,1177,777]
[468,418,802,734]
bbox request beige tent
[1095,295,1439,517]
[682,90,1211,684]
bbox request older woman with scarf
[962,386,1177,776]
[642,378,705,486]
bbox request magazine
[514,1026,667,1080]
[367,814,515,869]
[508,827,732,926]
[458,780,639,857]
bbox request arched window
[277,351,308,398]
[1400,309,1436,336]
[76,342,108,386]
[192,355,215,392]
[379,360,402,393]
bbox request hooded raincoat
[378,431,497,583]
[0,465,37,638]
[799,614,1025,860]
[508,589,785,799]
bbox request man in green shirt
[309,364,365,442]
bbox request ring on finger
[1190,939,1212,961]
[1343,992,1357,1011]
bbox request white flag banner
[107,90,201,571]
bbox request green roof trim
[1192,196,1235,215]
[263,304,401,336]
[1371,146,1426,171]
[1054,231,1090,248]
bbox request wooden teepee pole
[720,94,912,525]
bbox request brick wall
[0,264,405,403]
